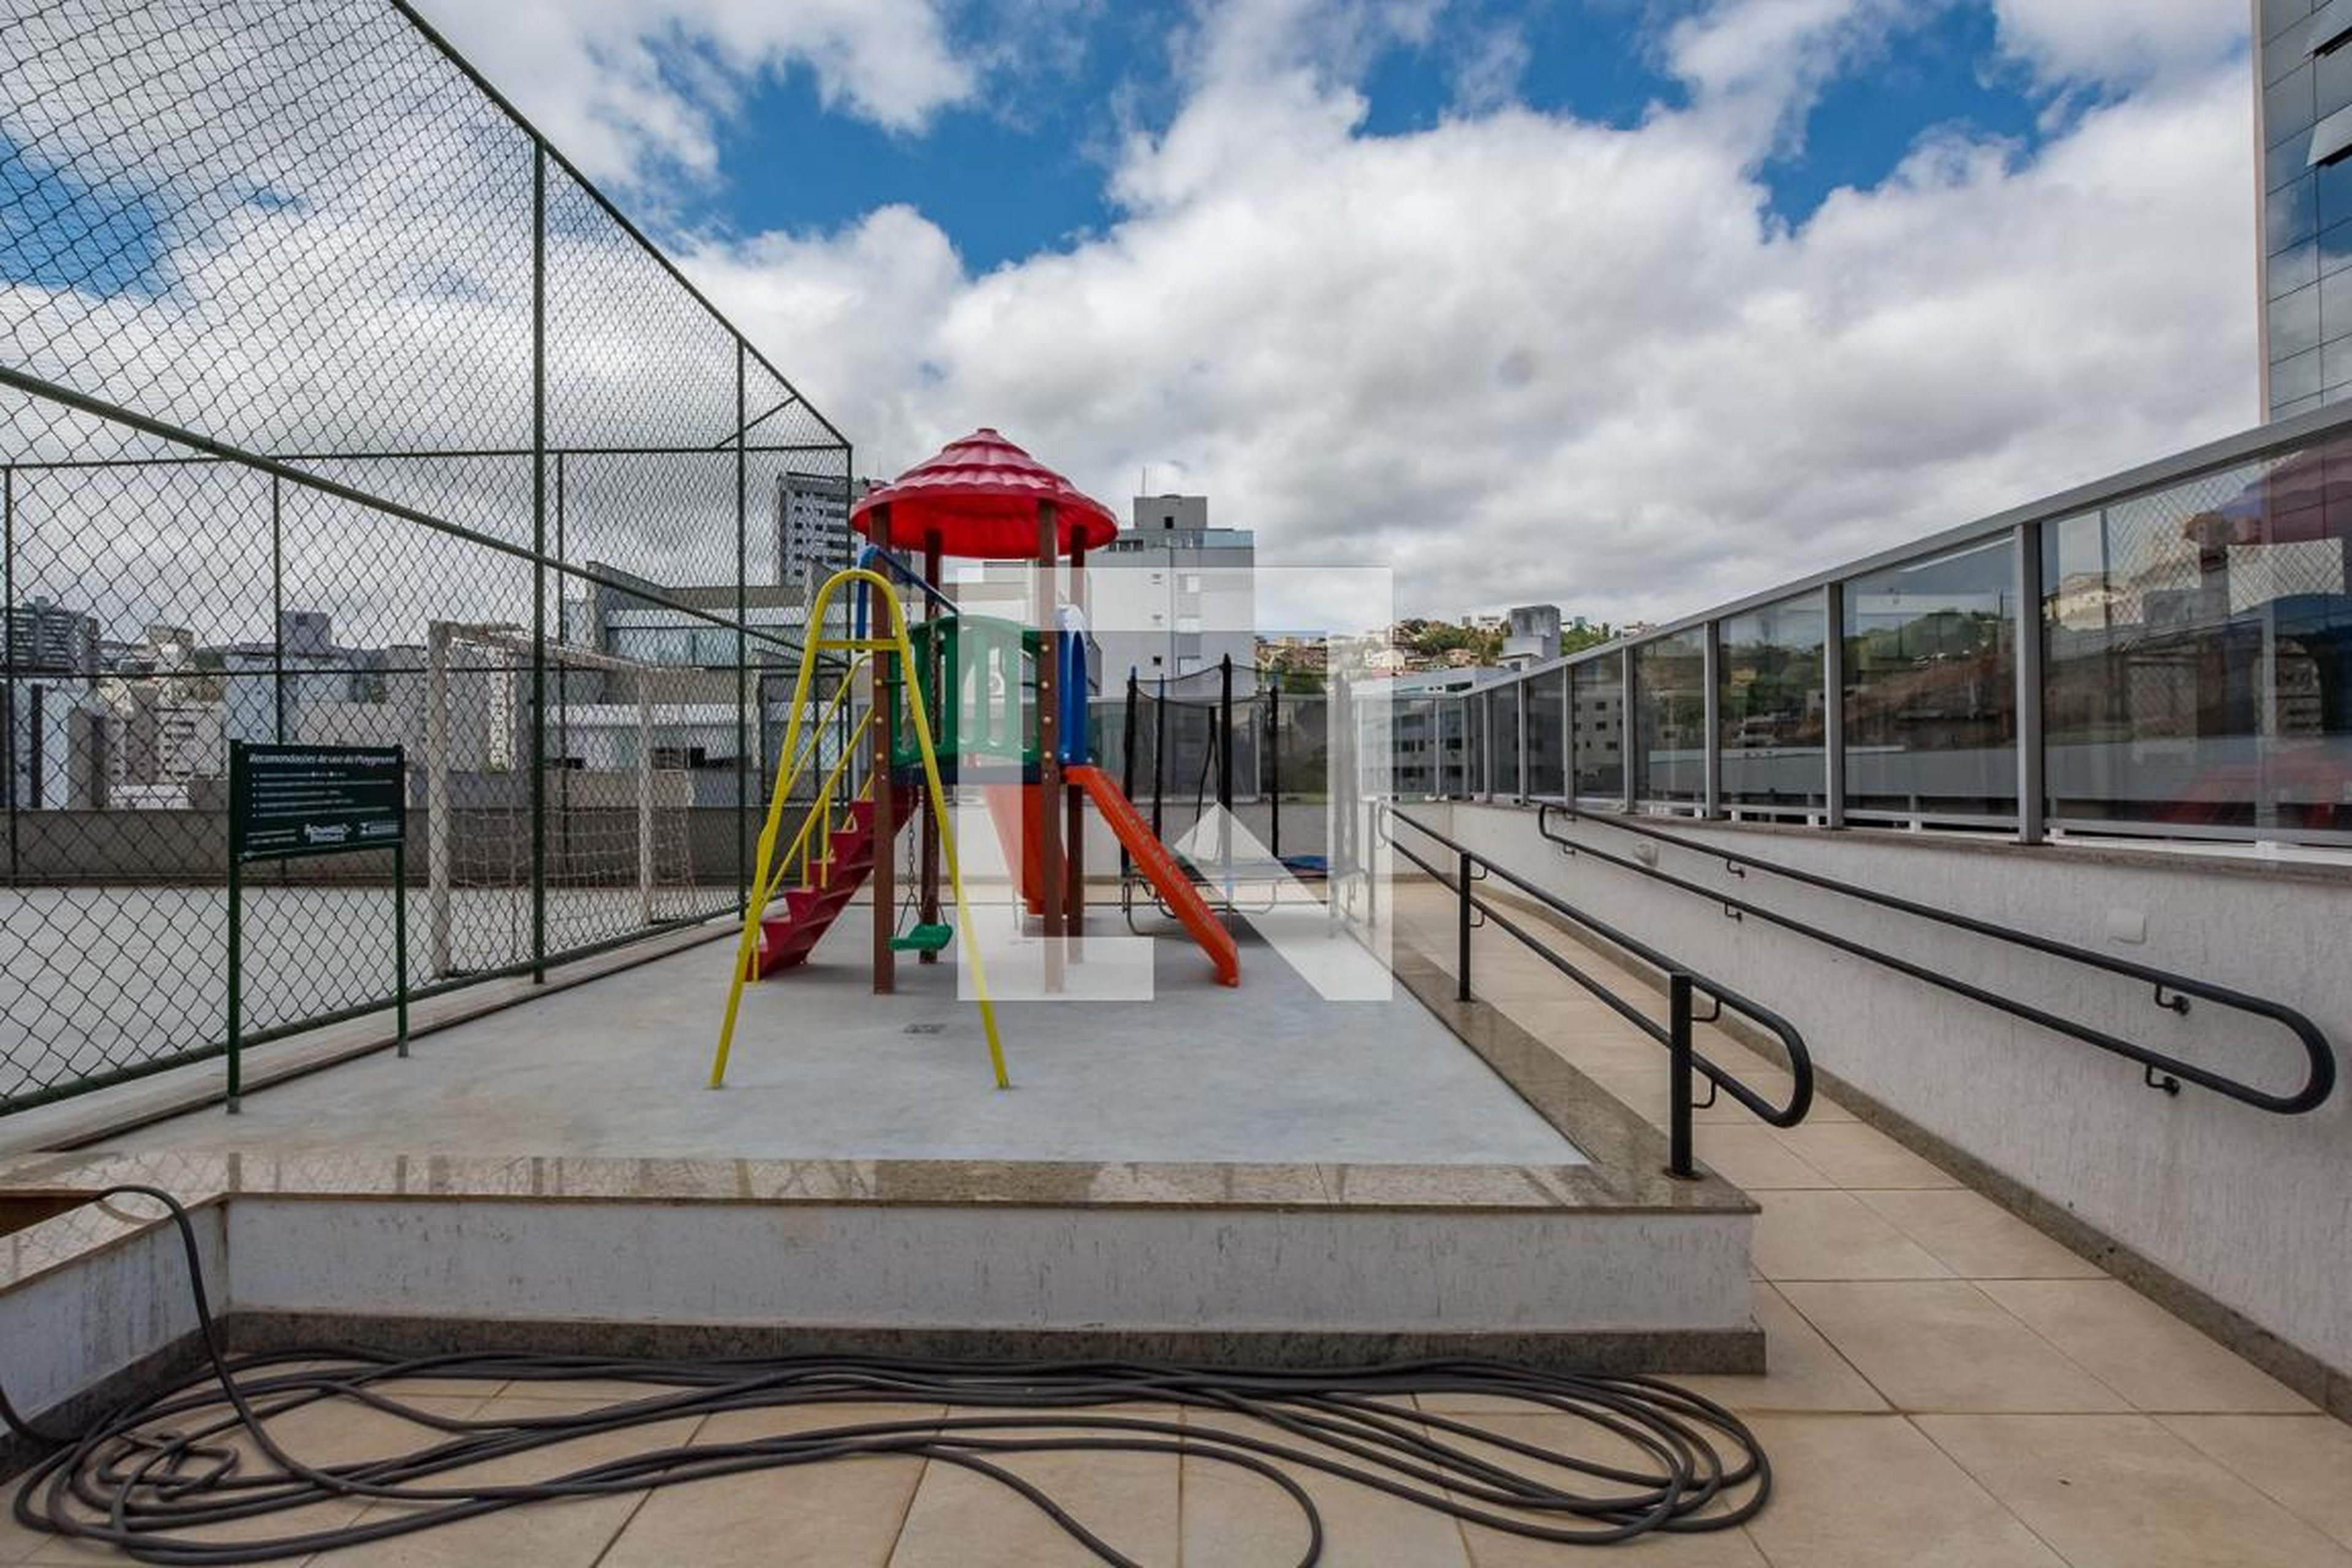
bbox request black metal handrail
[1379,805,1813,1177]
[1535,804,2337,1117]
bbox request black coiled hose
[4,1186,1770,1564]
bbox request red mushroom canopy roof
[851,428,1120,559]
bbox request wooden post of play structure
[870,511,896,997]
[1066,537,1087,946]
[918,529,944,963]
[1035,499,1065,992]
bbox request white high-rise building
[1090,496,1257,693]
[776,473,873,598]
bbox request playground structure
[709,431,1240,1091]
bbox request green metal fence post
[394,839,410,1058]
[530,140,548,983]
[271,474,284,743]
[2,464,15,882]
[226,742,244,1114]
[736,341,748,914]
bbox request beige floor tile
[244,1391,490,1464]
[1691,1124,1837,1189]
[481,1375,709,1404]
[1918,1413,2352,1568]
[12,1534,121,1566]
[1536,1025,1672,1072]
[603,1402,941,1568]
[0,1510,51,1566]
[7,1393,492,1563]
[1582,1062,1676,1120]
[1853,1189,2105,1280]
[1182,1408,1472,1567]
[1429,1409,1770,1566]
[301,1406,707,1568]
[1577,1061,1824,1131]
[4,1513,122,1567]
[695,1398,946,1446]
[1692,1068,1838,1123]
[1741,1414,2067,1568]
[1464,1520,1768,1566]
[890,1409,1180,1568]
[1977,1280,2314,1414]
[1681,1283,1889,1414]
[234,1359,502,1401]
[1413,1388,1589,1415]
[1751,1189,1954,1281]
[1778,1280,2132,1413]
[1687,1038,1786,1082]
[2162,1415,2352,1550]
[1778,1085,1858,1121]
[1478,970,1623,1006]
[1772,1121,1958,1188]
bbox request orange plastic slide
[980,784,1044,915]
[1065,764,1240,987]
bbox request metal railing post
[1457,848,1473,1002]
[2015,520,2047,845]
[1701,622,1722,818]
[1668,970,1696,1178]
[1823,582,1847,829]
[1619,653,1637,812]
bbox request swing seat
[889,921,956,954]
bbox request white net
[424,624,696,978]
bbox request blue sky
[699,1,2060,272]
[9,0,2260,619]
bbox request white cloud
[2,0,2269,632]
[410,0,976,189]
[1663,0,1916,157]
[680,2,2261,621]
[1991,0,2248,91]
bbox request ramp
[1065,764,1240,987]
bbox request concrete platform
[1,904,1760,1409]
[121,910,1582,1167]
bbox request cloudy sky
[418,0,2254,622]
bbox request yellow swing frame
[709,567,1008,1090]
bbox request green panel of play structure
[891,614,1041,771]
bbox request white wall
[4,1204,225,1418]
[1442,802,2352,1387]
[227,1199,1748,1336]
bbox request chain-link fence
[2,1,853,1112]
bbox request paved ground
[1,884,716,1106]
[3,890,2346,1565]
[121,904,1581,1166]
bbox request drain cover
[903,1023,946,1035]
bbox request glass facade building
[2260,0,2352,418]
[1380,413,2352,845]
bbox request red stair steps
[751,789,916,978]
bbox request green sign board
[224,743,411,1111]
[230,744,405,863]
